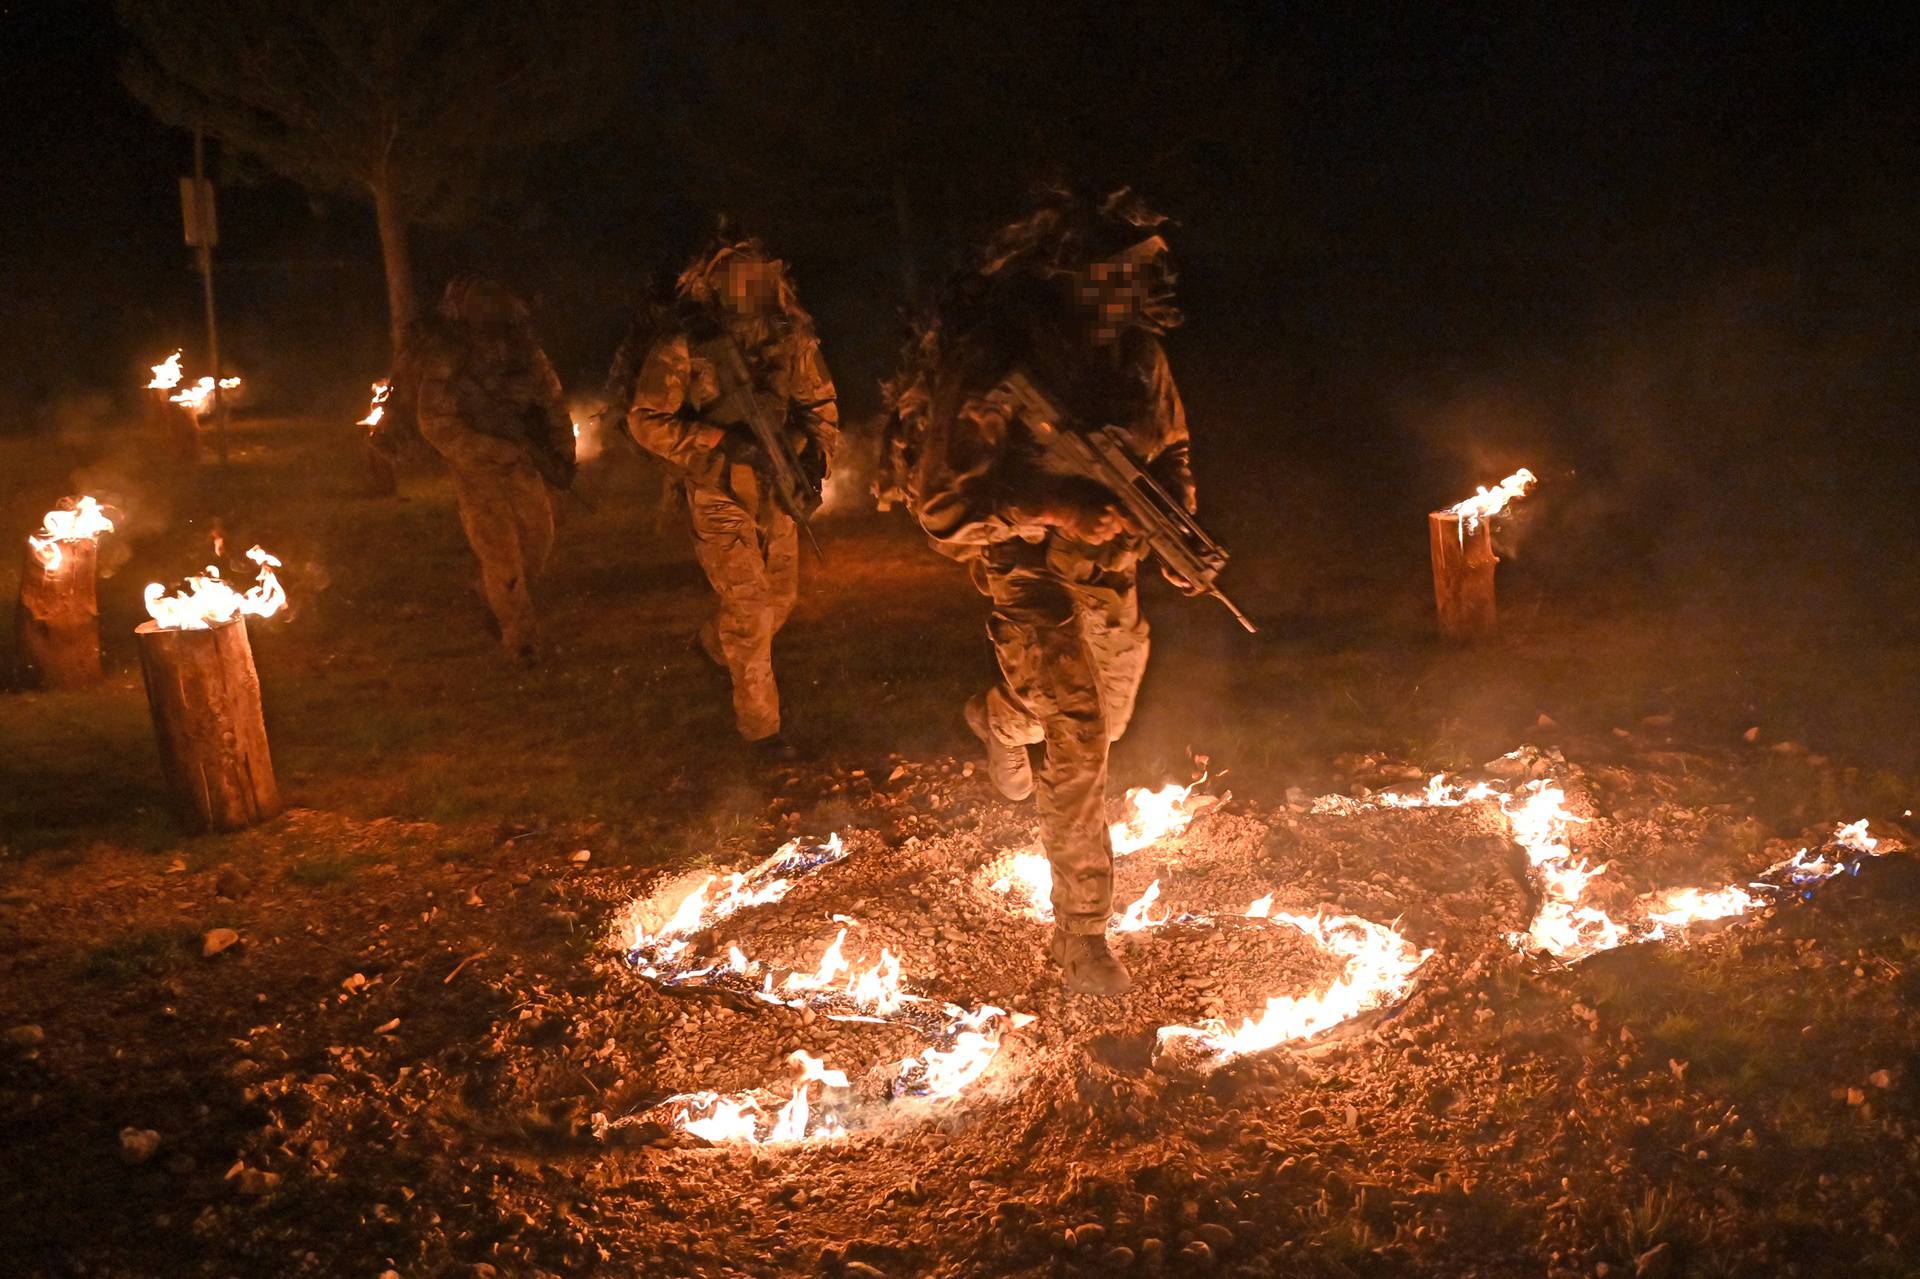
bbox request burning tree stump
[14,540,103,689]
[1428,511,1498,641]
[136,618,280,831]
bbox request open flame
[143,545,286,631]
[1157,906,1430,1068]
[169,375,243,418]
[1336,761,1900,962]
[1445,467,1536,536]
[27,496,115,571]
[357,379,391,429]
[146,351,184,391]
[992,778,1219,920]
[616,833,1035,1143]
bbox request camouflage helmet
[977,186,1183,335]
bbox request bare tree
[119,0,625,351]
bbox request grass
[2,408,1917,863]
[77,927,188,985]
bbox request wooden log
[1429,511,1499,641]
[136,618,280,832]
[14,539,104,689]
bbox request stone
[5,1024,45,1049]
[202,928,240,957]
[119,1127,162,1164]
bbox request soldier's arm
[912,385,1030,549]
[789,335,841,465]
[535,351,576,466]
[1142,339,1196,513]
[627,333,727,471]
[417,356,524,468]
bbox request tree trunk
[136,618,281,832]
[14,539,103,689]
[371,173,416,355]
[1429,511,1499,642]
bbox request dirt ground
[3,412,1919,1278]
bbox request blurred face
[1071,235,1175,339]
[718,256,781,318]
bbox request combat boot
[1048,928,1131,996]
[965,695,1033,801]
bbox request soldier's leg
[984,556,1113,932]
[971,554,1045,749]
[688,484,781,741]
[448,463,536,651]
[1073,563,1151,743]
[508,464,557,581]
[762,506,800,638]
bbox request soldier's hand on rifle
[1039,480,1138,544]
[1159,561,1206,596]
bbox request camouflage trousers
[448,458,554,652]
[974,535,1151,934]
[688,464,799,742]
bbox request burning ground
[2,416,1919,1277]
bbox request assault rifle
[710,337,824,558]
[1002,368,1257,633]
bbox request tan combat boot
[1049,927,1131,996]
[964,695,1033,802]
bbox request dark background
[4,0,1917,616]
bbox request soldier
[896,189,1193,995]
[627,231,839,760]
[399,276,576,661]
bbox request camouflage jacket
[416,324,576,488]
[909,325,1192,559]
[627,310,839,488]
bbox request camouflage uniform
[904,194,1192,940]
[413,280,575,655]
[627,244,838,742]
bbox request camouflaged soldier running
[627,231,838,760]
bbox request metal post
[193,129,229,468]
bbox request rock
[843,1263,886,1279]
[1139,1238,1164,1266]
[119,1127,162,1164]
[227,1165,281,1196]
[570,850,592,864]
[1742,726,1760,743]
[214,867,252,898]
[1073,1223,1106,1250]
[202,928,240,958]
[1179,1239,1214,1268]
[1869,1069,1894,1089]
[1194,1222,1234,1251]
[341,972,368,994]
[1104,1245,1135,1270]
[5,1024,45,1049]
[1634,1242,1673,1279]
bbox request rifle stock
[1003,369,1256,633]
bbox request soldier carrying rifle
[891,188,1214,995]
[627,227,839,761]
